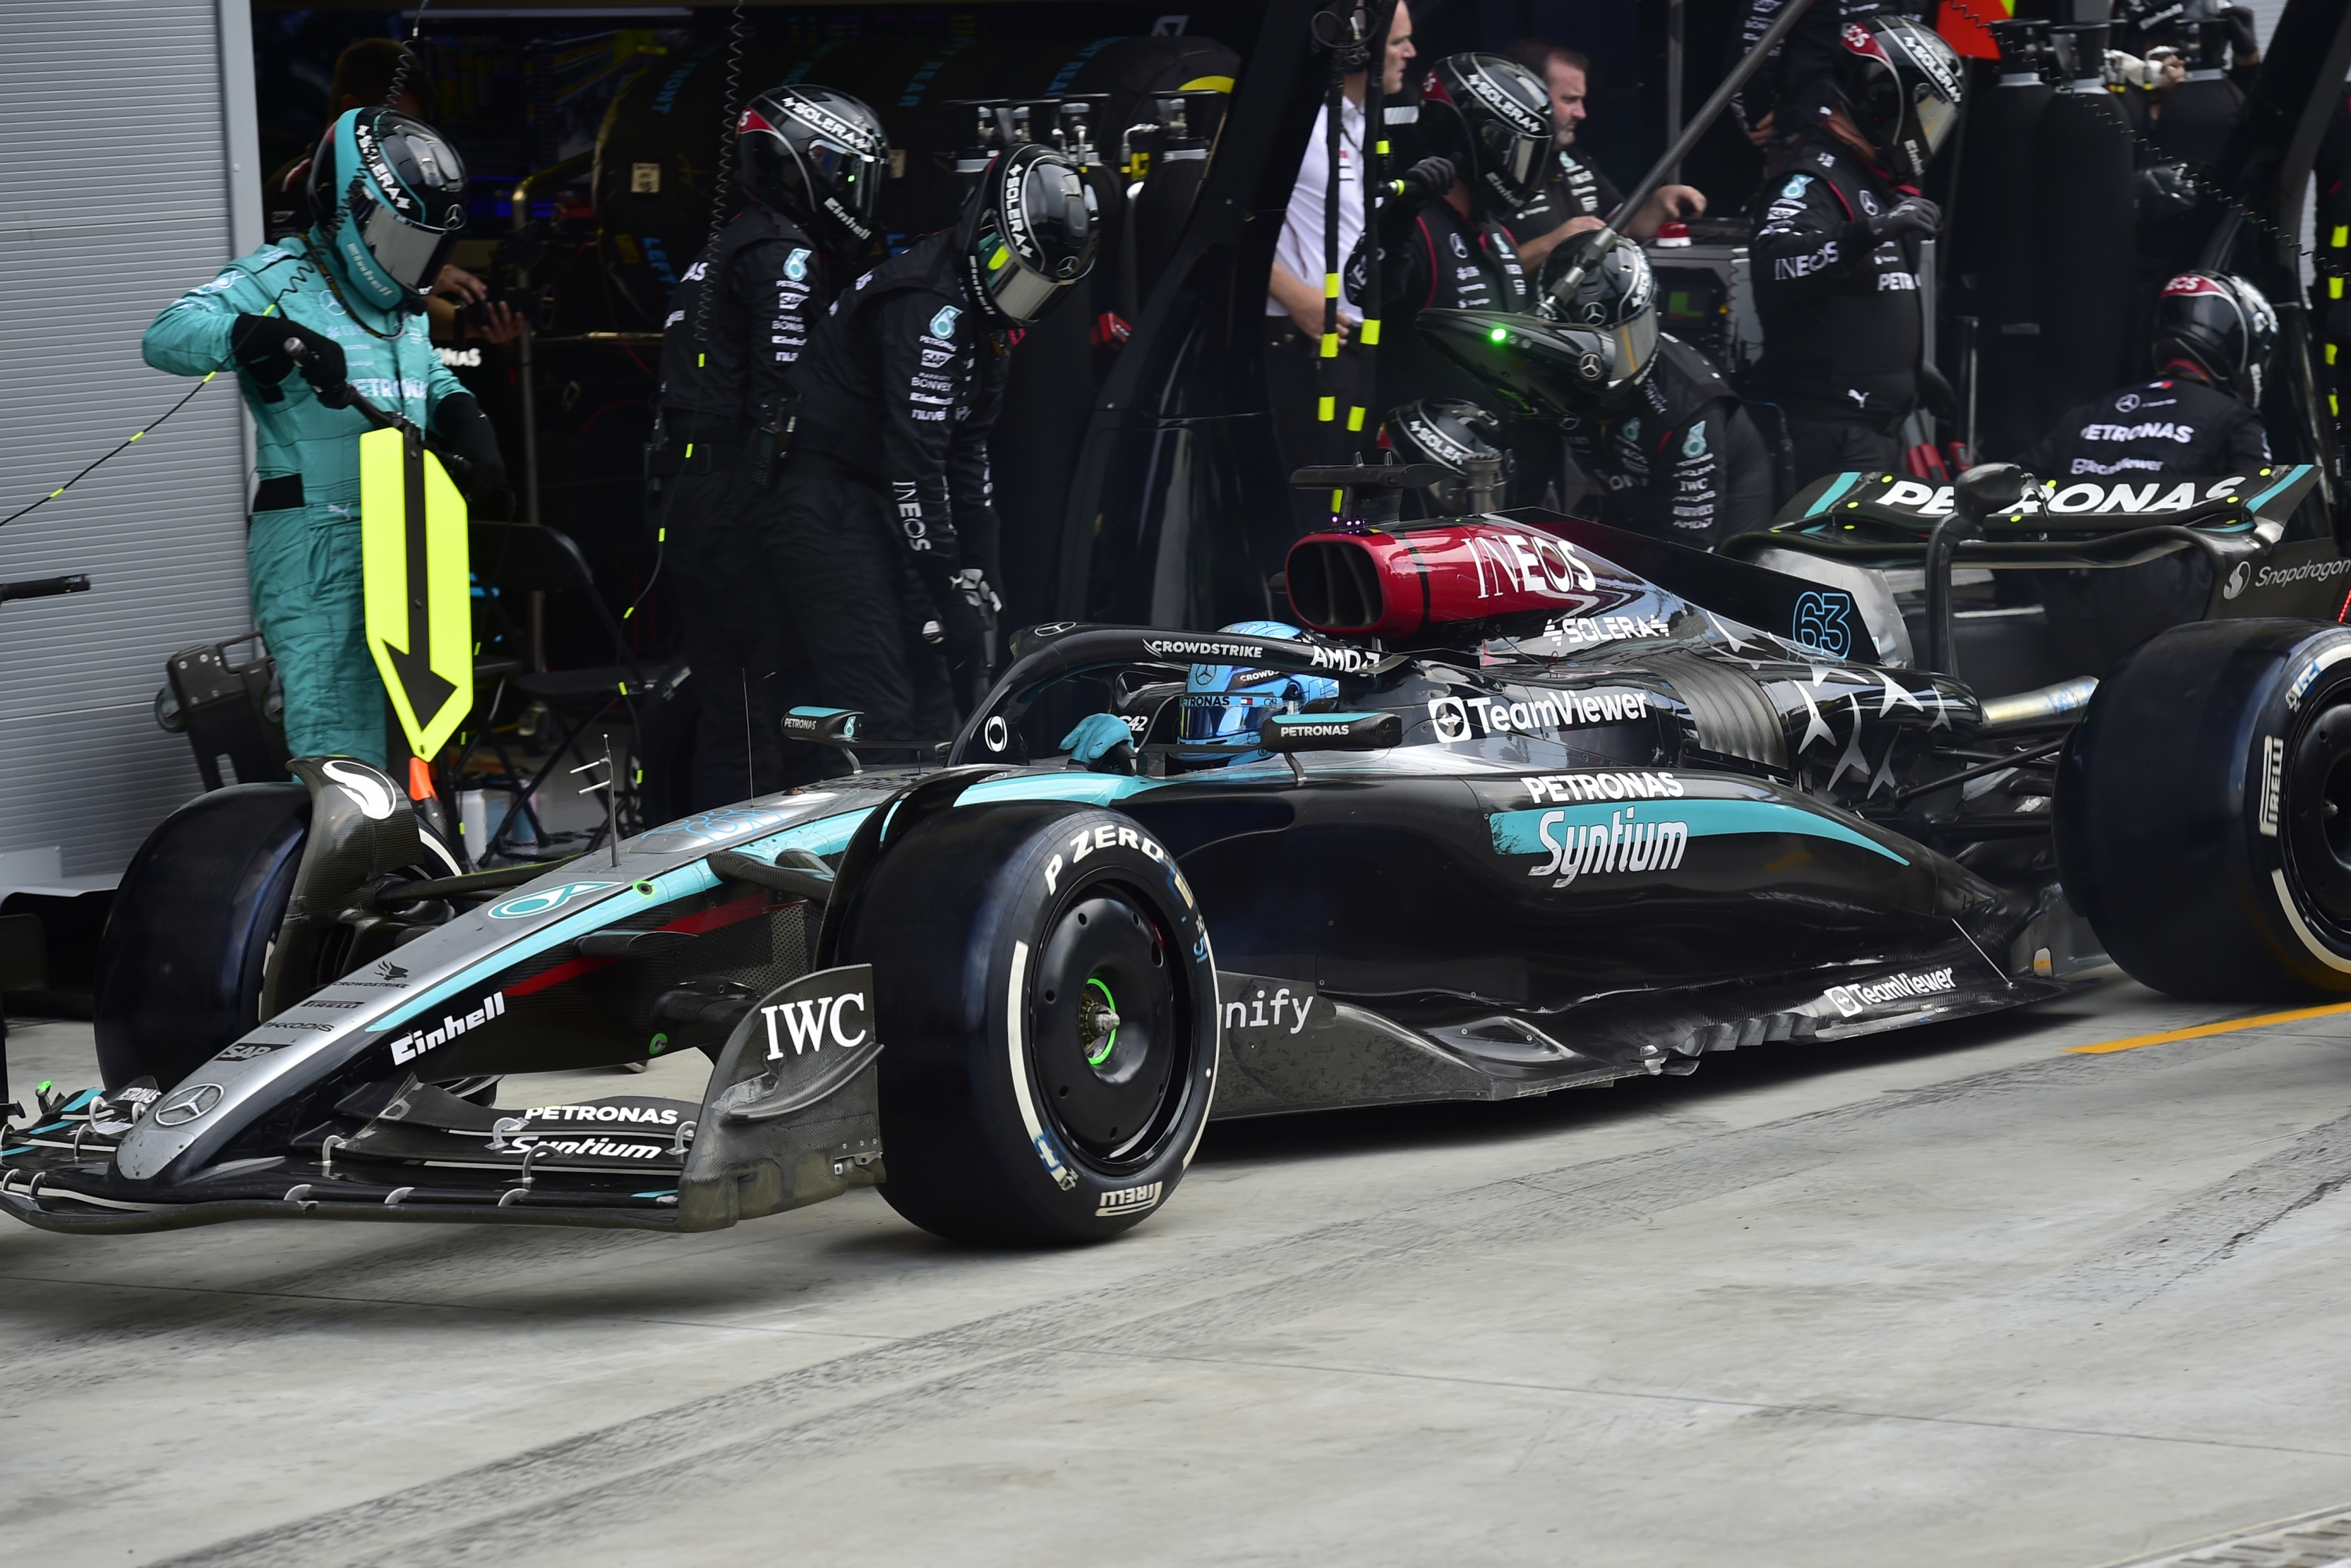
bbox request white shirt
[1269,96,1368,316]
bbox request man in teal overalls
[145,108,504,767]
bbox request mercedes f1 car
[7,459,2349,1244]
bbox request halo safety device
[1177,621,1341,764]
[960,143,1100,327]
[1827,18,1964,183]
[1420,53,1555,212]
[307,107,468,310]
[737,85,890,249]
[2153,270,2278,404]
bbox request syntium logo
[1522,806,1689,888]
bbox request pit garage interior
[5,1,2351,1564]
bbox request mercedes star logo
[151,1083,224,1127]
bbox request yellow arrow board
[359,425,472,759]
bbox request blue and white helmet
[307,107,468,310]
[1178,621,1340,764]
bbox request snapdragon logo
[1823,967,1955,1018]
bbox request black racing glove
[1863,196,1941,243]
[433,394,510,514]
[918,559,1000,712]
[230,314,348,405]
[1377,155,1457,241]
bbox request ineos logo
[153,1083,223,1127]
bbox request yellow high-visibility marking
[360,426,474,760]
[1361,318,1381,345]
[1347,405,1365,431]
[1377,140,1391,155]
[2066,1000,2351,1054]
[1317,395,1335,422]
[2332,277,2344,300]
[2334,225,2348,247]
[1329,488,1343,512]
[1325,274,1341,298]
[1320,332,1339,358]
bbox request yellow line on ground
[2066,999,2351,1054]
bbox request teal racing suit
[143,238,464,767]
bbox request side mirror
[782,706,864,771]
[1260,711,1402,782]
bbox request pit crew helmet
[1380,399,1516,513]
[960,143,1099,326]
[1536,235,1658,401]
[1178,622,1341,764]
[1421,53,1555,212]
[2153,270,2277,403]
[1826,17,1965,183]
[737,85,890,252]
[307,107,468,310]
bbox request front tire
[93,783,310,1090]
[840,801,1220,1245]
[2057,619,2351,1000]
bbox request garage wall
[0,0,262,880]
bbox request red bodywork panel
[1283,517,1601,638]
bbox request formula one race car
[8,461,2349,1245]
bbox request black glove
[919,559,1000,710]
[1863,196,1941,243]
[433,393,508,506]
[241,316,349,393]
[1376,155,1456,241]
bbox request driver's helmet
[1178,621,1340,764]
[307,107,467,310]
[1536,236,1658,401]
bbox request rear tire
[2057,619,2351,1000]
[840,801,1220,1245]
[93,783,309,1091]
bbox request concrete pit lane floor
[5,971,2351,1568]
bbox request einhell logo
[387,992,507,1065]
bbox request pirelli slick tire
[93,782,310,1091]
[2056,619,2351,1000]
[840,801,1219,1246]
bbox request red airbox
[1284,520,1600,638]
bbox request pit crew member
[1499,37,1707,268]
[1746,16,1961,487]
[649,85,887,804]
[771,143,1097,764]
[1544,240,1772,549]
[2023,269,2277,676]
[144,108,502,768]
